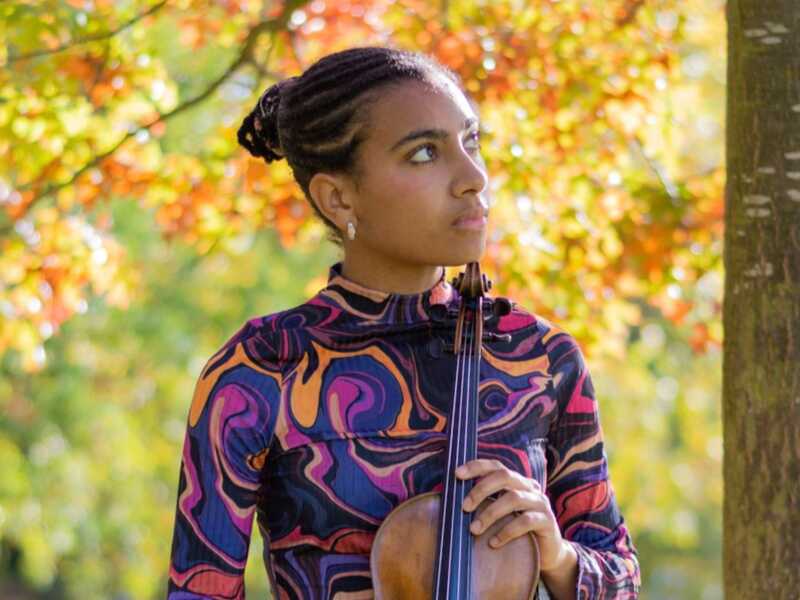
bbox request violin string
[438,298,477,600]
[455,299,479,600]
[435,295,482,600]
[454,311,472,600]
[451,312,472,600]
[464,297,481,600]
[458,296,481,598]
[434,302,466,599]
[469,298,481,599]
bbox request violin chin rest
[369,492,540,600]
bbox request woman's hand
[455,458,575,576]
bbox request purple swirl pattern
[167,261,640,599]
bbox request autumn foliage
[1,0,724,371]
[0,1,725,597]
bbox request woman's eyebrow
[389,117,479,151]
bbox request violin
[369,262,541,599]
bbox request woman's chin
[439,243,486,267]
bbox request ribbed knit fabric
[167,261,640,599]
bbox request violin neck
[433,306,482,600]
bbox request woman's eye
[408,133,482,164]
[466,131,482,151]
[409,144,437,164]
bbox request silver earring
[346,221,356,241]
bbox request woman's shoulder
[207,295,332,366]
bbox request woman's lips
[452,215,488,230]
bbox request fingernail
[455,466,466,477]
[462,498,473,511]
[490,536,500,547]
[470,519,482,533]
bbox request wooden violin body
[368,262,540,599]
[371,492,539,600]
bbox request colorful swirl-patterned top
[167,261,640,599]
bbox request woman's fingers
[461,469,523,511]
[456,460,541,512]
[455,458,507,479]
[454,459,550,546]
[469,488,548,536]
[488,510,549,548]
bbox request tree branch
[3,0,309,235]
[86,43,111,100]
[629,134,680,201]
[5,1,169,64]
[440,0,450,30]
[615,0,646,27]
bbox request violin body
[371,491,540,600]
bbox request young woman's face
[345,77,490,268]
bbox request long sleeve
[544,332,641,599]
[167,341,281,599]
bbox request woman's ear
[308,171,355,230]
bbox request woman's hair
[237,45,466,247]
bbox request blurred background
[0,0,725,598]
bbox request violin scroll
[427,263,513,358]
[450,262,491,299]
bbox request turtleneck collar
[316,260,459,326]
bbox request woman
[167,46,640,599]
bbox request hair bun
[237,78,296,163]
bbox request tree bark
[724,1,800,597]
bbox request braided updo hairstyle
[237,45,466,247]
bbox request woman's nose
[453,150,488,198]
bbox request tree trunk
[724,1,800,597]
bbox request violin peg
[428,304,450,323]
[491,297,513,318]
[482,332,511,344]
